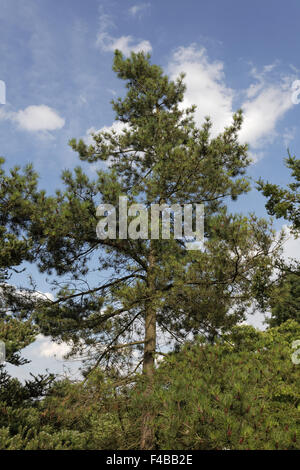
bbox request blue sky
[1,0,300,379]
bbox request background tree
[267,273,300,326]
[5,319,298,450]
[139,319,300,450]
[30,51,281,449]
[0,158,55,449]
[0,156,42,369]
[257,152,300,234]
[258,153,300,322]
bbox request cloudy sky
[1,0,300,380]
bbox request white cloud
[129,3,150,17]
[283,126,297,148]
[14,105,65,132]
[85,121,129,146]
[281,225,300,262]
[168,45,234,137]
[167,45,295,156]
[85,122,131,173]
[247,150,266,163]
[96,12,152,55]
[0,104,65,132]
[37,334,71,359]
[97,33,152,56]
[238,85,293,148]
[85,126,98,146]
[239,66,294,157]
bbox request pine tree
[258,152,300,234]
[258,153,300,311]
[0,157,41,367]
[144,320,300,450]
[267,273,300,326]
[0,159,55,449]
[31,51,280,449]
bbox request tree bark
[140,242,157,450]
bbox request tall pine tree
[31,51,280,448]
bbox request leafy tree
[30,51,280,449]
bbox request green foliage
[258,153,300,316]
[134,320,300,450]
[0,372,139,450]
[268,273,300,326]
[258,152,300,234]
[2,321,298,450]
[0,157,56,451]
[0,157,44,269]
[0,156,43,368]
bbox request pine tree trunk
[140,243,157,450]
